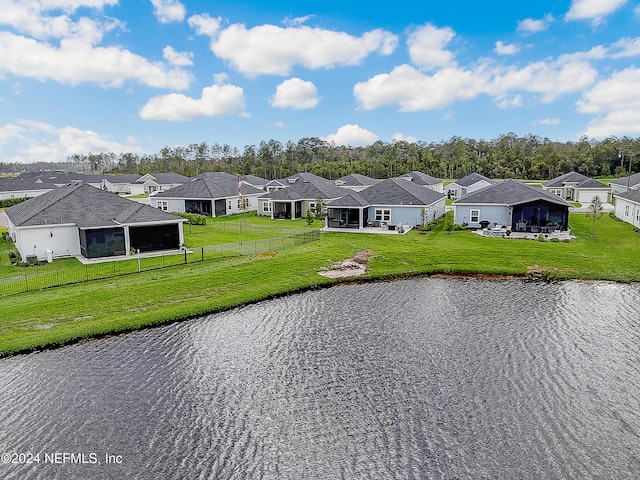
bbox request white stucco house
[258,173,347,219]
[542,172,611,204]
[613,189,640,228]
[334,174,379,192]
[325,177,446,230]
[453,179,572,232]
[446,173,495,200]
[0,177,57,200]
[152,172,263,217]
[5,183,185,262]
[609,173,640,195]
[398,171,444,193]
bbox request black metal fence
[0,229,320,297]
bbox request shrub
[536,234,545,242]
[0,197,30,208]
[172,212,207,225]
[550,238,560,243]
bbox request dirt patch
[257,252,277,259]
[318,251,371,278]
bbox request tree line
[3,133,639,180]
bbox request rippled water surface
[1,278,639,479]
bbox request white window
[228,200,232,210]
[625,205,630,216]
[309,202,316,211]
[156,200,168,211]
[470,209,480,223]
[375,209,391,222]
[262,201,272,213]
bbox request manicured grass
[0,213,638,357]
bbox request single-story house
[453,179,572,232]
[134,173,190,195]
[152,172,263,217]
[613,189,640,228]
[258,174,347,219]
[334,174,379,192]
[5,183,185,262]
[446,173,495,200]
[398,171,444,193]
[609,173,640,195]
[542,172,611,204]
[325,177,446,230]
[0,177,58,200]
[101,174,144,194]
[240,175,269,190]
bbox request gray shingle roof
[543,172,608,189]
[454,173,496,187]
[0,177,59,192]
[335,174,379,186]
[155,173,263,199]
[261,176,347,201]
[357,177,445,206]
[610,173,640,188]
[137,173,190,184]
[398,171,441,186]
[454,179,572,206]
[614,189,640,203]
[240,174,269,186]
[327,191,370,207]
[5,183,183,228]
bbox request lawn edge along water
[0,214,638,358]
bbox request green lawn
[0,213,638,357]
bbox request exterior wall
[454,204,511,228]
[366,199,446,227]
[256,197,272,216]
[576,189,610,204]
[153,198,185,213]
[614,197,640,228]
[0,189,52,200]
[426,183,444,194]
[225,194,259,215]
[11,224,81,262]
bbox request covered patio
[511,200,570,234]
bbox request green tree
[586,196,604,237]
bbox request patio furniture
[516,221,527,231]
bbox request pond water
[0,277,639,479]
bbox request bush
[550,238,560,243]
[0,197,30,208]
[172,212,207,225]
[536,234,545,242]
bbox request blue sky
[1,0,640,163]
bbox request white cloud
[283,15,313,27]
[322,124,379,146]
[139,82,245,121]
[274,121,287,128]
[270,78,320,109]
[490,59,598,102]
[407,23,456,70]
[0,119,143,163]
[193,22,398,76]
[150,0,186,24]
[533,118,561,125]
[188,14,222,37]
[354,64,489,111]
[392,133,417,143]
[163,46,193,66]
[496,94,523,109]
[565,0,627,24]
[495,41,520,55]
[577,68,640,137]
[0,0,119,40]
[354,55,598,112]
[517,16,553,33]
[0,32,192,89]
